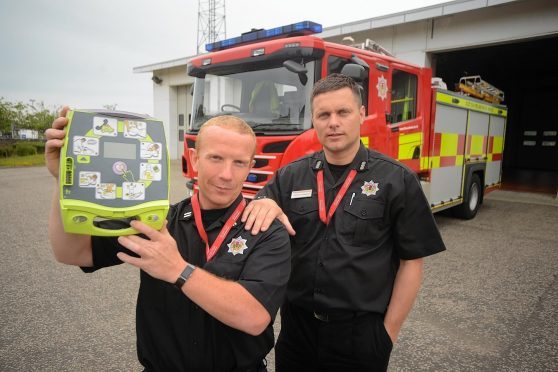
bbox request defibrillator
[59,109,169,236]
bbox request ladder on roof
[343,37,394,57]
[457,75,505,104]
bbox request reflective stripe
[493,136,504,153]
[440,133,458,157]
[436,91,507,117]
[468,134,486,157]
[430,133,466,168]
[486,135,504,162]
[360,136,369,148]
[420,156,429,170]
[398,132,422,160]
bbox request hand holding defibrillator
[45,106,71,179]
[117,220,187,284]
[45,107,170,237]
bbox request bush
[0,144,14,157]
[32,142,45,153]
[15,143,37,156]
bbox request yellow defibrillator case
[59,109,169,236]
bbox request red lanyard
[191,194,246,262]
[317,169,357,225]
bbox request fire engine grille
[185,139,196,149]
[253,158,269,168]
[248,173,269,183]
[263,141,291,153]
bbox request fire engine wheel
[453,173,482,220]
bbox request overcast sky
[0,0,448,115]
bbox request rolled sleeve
[393,171,446,260]
[237,221,291,319]
[81,236,130,273]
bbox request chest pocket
[288,197,319,230]
[340,198,386,246]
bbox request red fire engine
[183,21,507,219]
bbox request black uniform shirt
[85,195,291,371]
[258,144,445,314]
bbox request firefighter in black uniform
[45,113,291,371]
[242,74,446,371]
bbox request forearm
[48,184,93,267]
[384,258,423,341]
[181,267,270,336]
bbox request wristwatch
[174,263,196,289]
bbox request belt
[312,310,369,323]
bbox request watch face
[174,264,195,289]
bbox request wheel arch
[463,163,486,205]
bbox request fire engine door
[385,65,422,172]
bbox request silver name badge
[291,189,313,199]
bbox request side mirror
[283,60,308,86]
[283,60,307,74]
[340,63,366,83]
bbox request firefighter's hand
[117,220,186,284]
[242,198,295,236]
[44,106,70,179]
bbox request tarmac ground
[1,161,557,371]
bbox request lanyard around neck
[191,194,246,262]
[316,169,357,225]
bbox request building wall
[323,0,558,68]
[151,66,194,159]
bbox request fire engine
[183,21,507,219]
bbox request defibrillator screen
[104,142,136,159]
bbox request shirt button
[193,340,198,346]
[319,261,324,267]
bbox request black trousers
[275,302,393,372]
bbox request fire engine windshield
[190,61,315,133]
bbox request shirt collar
[180,194,244,231]
[311,142,369,173]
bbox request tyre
[453,173,482,220]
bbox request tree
[0,98,16,134]
[0,97,59,137]
[25,100,59,132]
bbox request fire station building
[134,0,558,195]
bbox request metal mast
[197,0,226,54]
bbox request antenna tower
[197,0,226,53]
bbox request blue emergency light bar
[205,21,322,52]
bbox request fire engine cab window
[190,61,316,132]
[328,56,349,75]
[391,70,417,123]
[328,56,369,113]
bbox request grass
[0,154,45,167]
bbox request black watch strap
[174,263,196,289]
